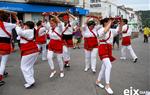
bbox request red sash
[98,31,115,62]
[84,37,98,51]
[122,26,129,33]
[0,21,12,55]
[62,24,73,47]
[62,23,71,34]
[48,39,63,53]
[100,31,111,42]
[122,36,131,46]
[48,28,63,53]
[35,27,46,44]
[122,26,131,46]
[98,44,116,62]
[84,28,98,51]
[20,37,38,56]
[63,39,73,47]
[0,21,11,37]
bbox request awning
[0,2,70,12]
[0,2,89,15]
[70,7,89,15]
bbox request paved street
[0,33,149,95]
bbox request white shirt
[0,22,16,38]
[48,23,63,40]
[82,25,99,38]
[16,26,34,44]
[122,24,132,37]
[98,27,119,44]
[37,27,47,36]
[62,19,77,35]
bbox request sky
[109,0,150,11]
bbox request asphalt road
[0,34,149,95]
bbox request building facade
[0,0,88,23]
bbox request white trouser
[97,58,112,84]
[0,55,9,75]
[84,48,98,70]
[47,50,64,71]
[121,45,137,60]
[21,53,38,84]
[37,44,47,60]
[63,46,71,62]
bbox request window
[90,0,101,3]
[90,0,95,3]
[96,0,101,2]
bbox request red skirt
[63,39,73,48]
[20,41,39,56]
[98,44,116,62]
[84,37,98,51]
[35,35,46,44]
[48,39,63,53]
[122,36,131,46]
[0,43,11,55]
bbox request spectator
[143,26,150,43]
[73,25,82,49]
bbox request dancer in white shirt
[0,11,17,86]
[82,17,100,73]
[96,18,122,94]
[46,14,64,78]
[16,21,39,89]
[35,20,47,61]
[120,19,138,63]
[61,12,77,67]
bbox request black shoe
[3,71,8,78]
[133,58,138,63]
[0,81,5,86]
[64,64,70,68]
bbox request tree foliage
[139,11,150,27]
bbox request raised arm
[117,20,123,34]
[103,20,113,33]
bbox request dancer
[96,18,122,94]
[16,21,39,88]
[35,20,47,61]
[46,13,64,78]
[0,10,17,86]
[61,12,77,67]
[82,17,100,73]
[120,19,138,63]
